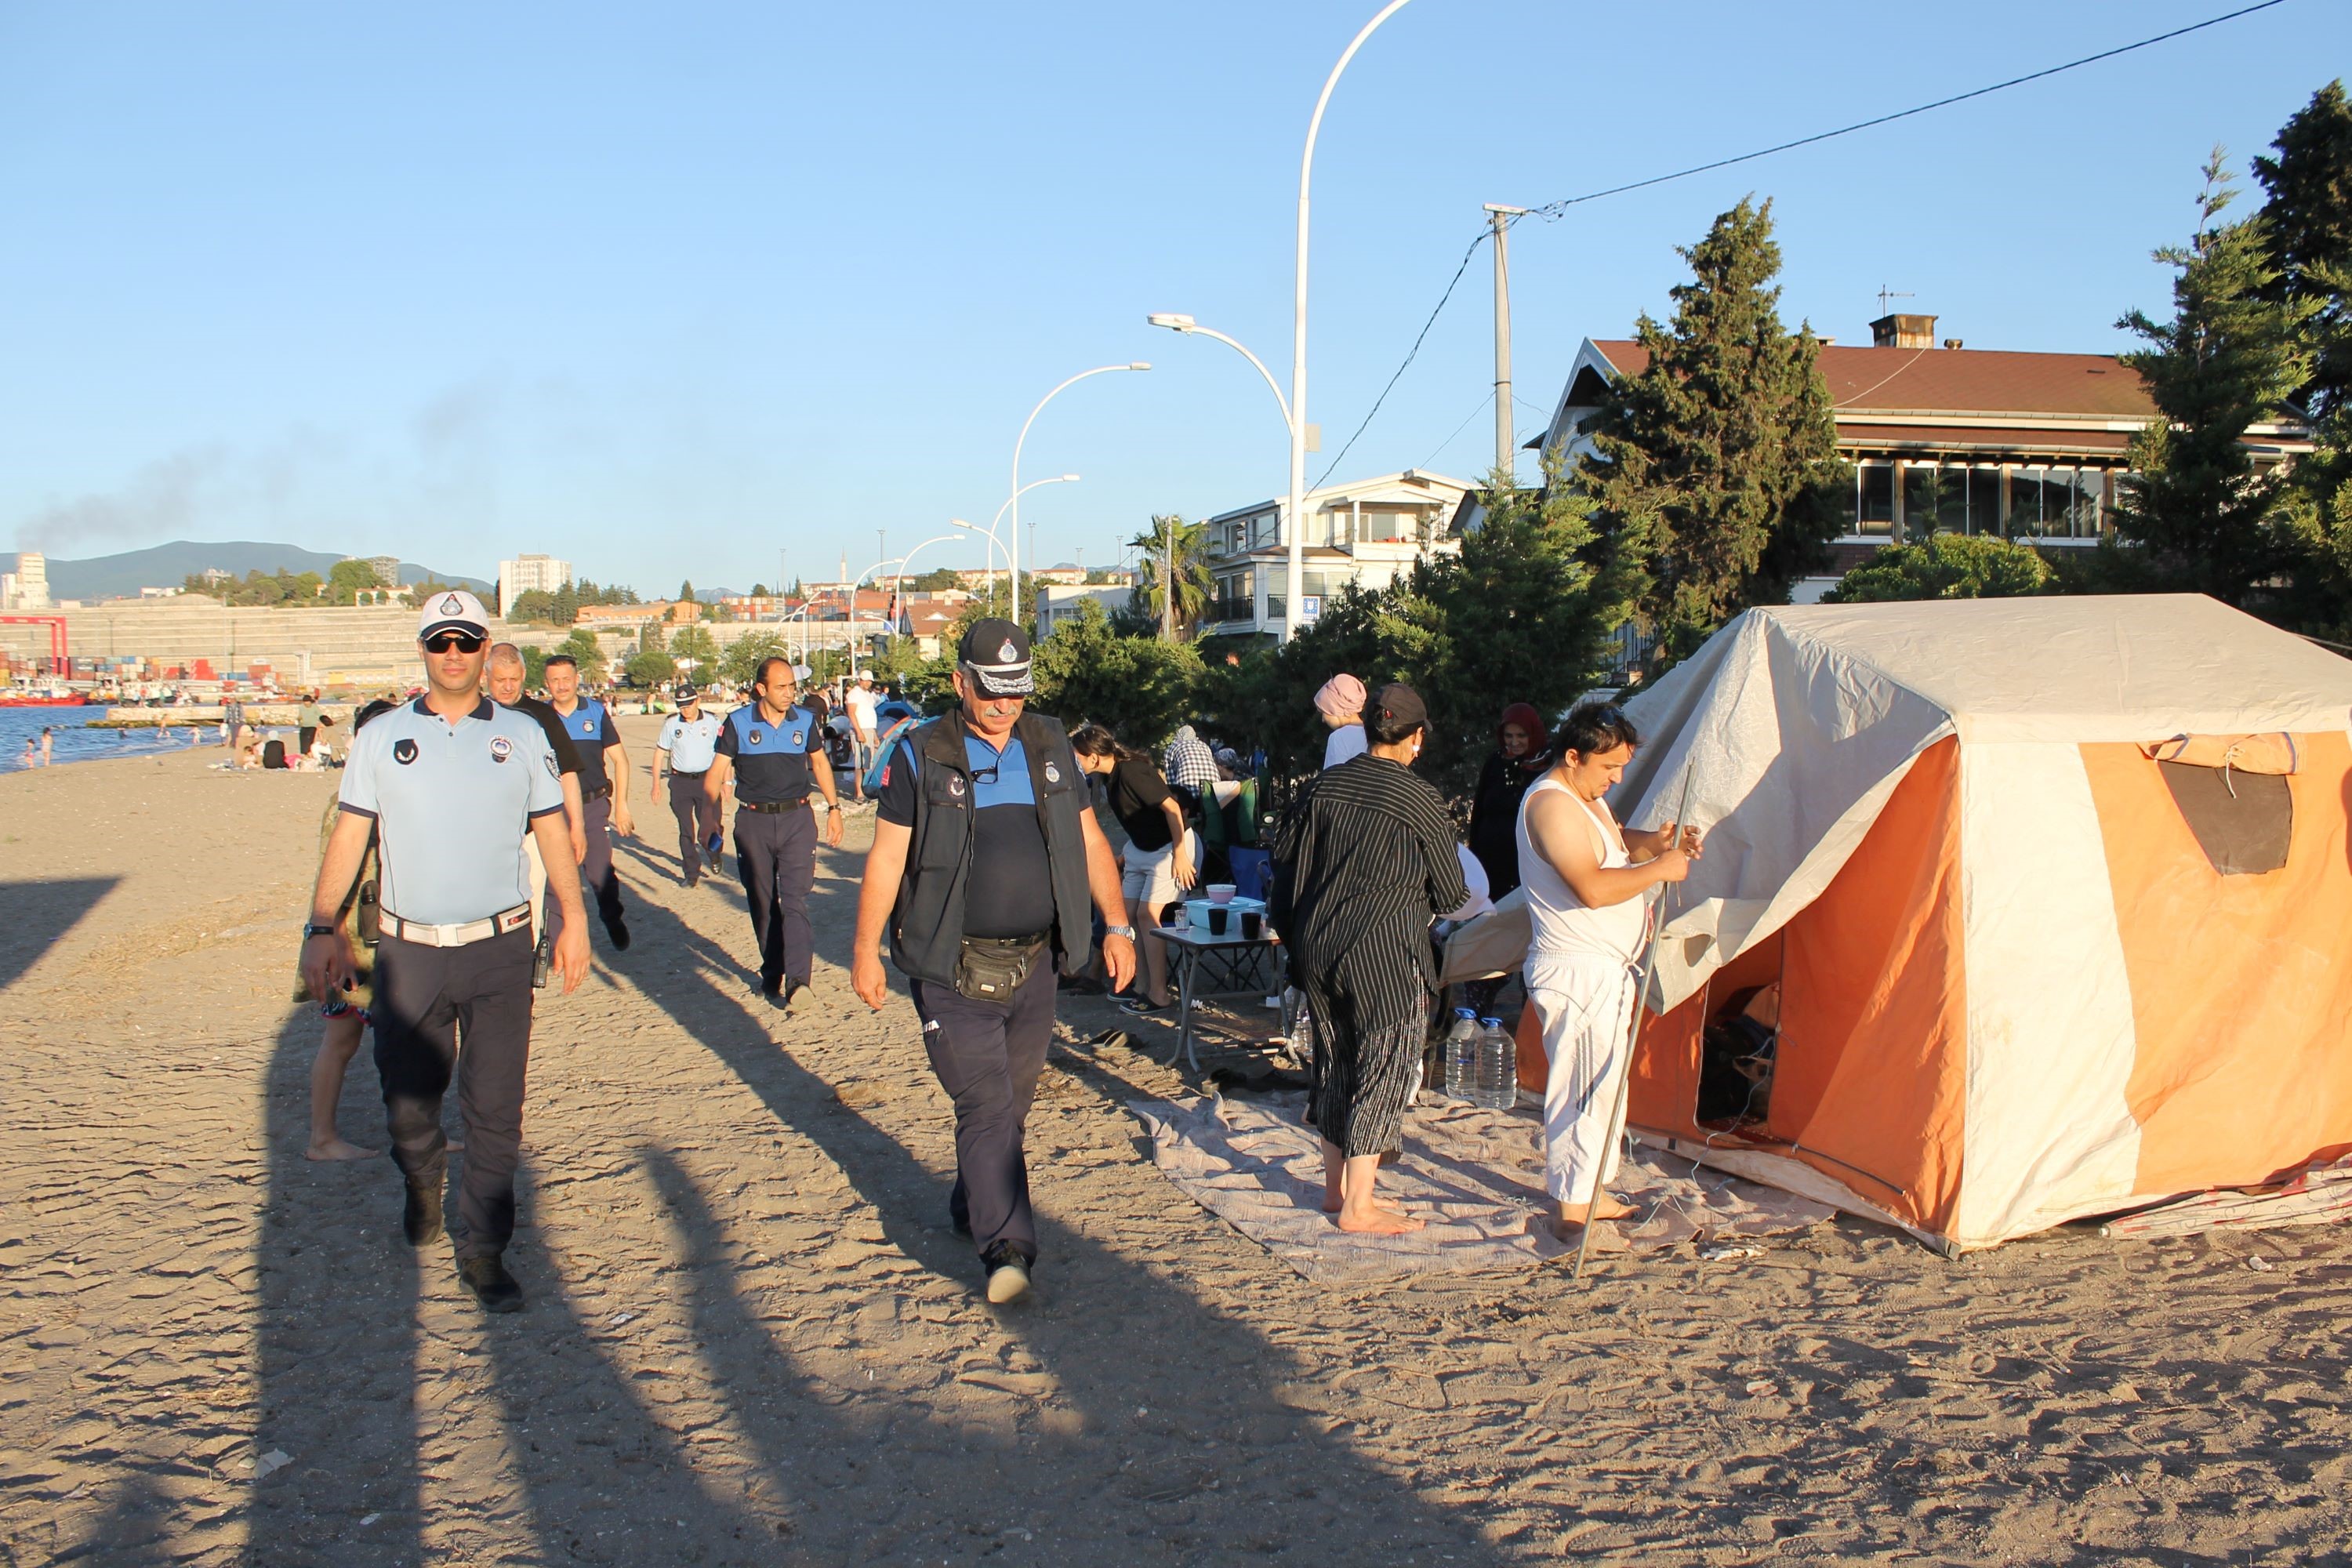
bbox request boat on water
[0,689,89,707]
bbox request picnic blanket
[1130,1088,1835,1286]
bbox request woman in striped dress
[1272,684,1467,1234]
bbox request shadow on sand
[230,840,1501,1564]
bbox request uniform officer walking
[851,619,1136,1304]
[706,658,844,1008]
[654,682,724,886]
[543,655,635,950]
[299,590,590,1312]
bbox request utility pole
[1485,203,1527,483]
[1161,516,1177,641]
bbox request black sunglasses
[423,632,485,653]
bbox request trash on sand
[1743,1379,1777,1396]
[608,1311,637,1327]
[253,1450,293,1477]
[2246,1255,2276,1272]
[1700,1243,1762,1261]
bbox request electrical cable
[1311,0,2293,487]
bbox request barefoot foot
[1548,1216,1628,1251]
[1337,1205,1425,1235]
[306,1137,376,1162]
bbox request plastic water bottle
[1473,1017,1519,1110]
[1443,1008,1480,1099]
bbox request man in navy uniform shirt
[706,657,844,1009]
[544,653,635,950]
[300,590,590,1313]
[851,619,1136,1305]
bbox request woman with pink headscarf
[1314,673,1368,770]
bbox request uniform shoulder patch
[544,752,560,778]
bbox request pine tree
[2116,150,2316,607]
[1575,198,1849,673]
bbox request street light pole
[971,474,1078,617]
[1011,364,1147,626]
[1286,0,1417,644]
[1485,202,1527,481]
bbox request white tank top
[1516,775,1649,961]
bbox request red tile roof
[1591,341,2158,420]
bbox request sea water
[0,709,230,768]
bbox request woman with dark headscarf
[1466,702,1550,900]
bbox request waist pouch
[954,932,1049,1003]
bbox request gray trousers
[912,964,1057,1265]
[546,793,623,949]
[372,927,535,1258]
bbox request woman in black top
[1071,723,1195,1014]
[1466,702,1550,899]
[1272,684,1467,1236]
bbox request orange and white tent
[1592,594,2352,1253]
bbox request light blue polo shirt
[339,696,567,925]
[656,710,723,774]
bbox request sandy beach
[5,717,2349,1566]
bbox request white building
[497,554,572,615]
[1036,583,1138,637]
[366,554,401,587]
[1198,470,1472,640]
[1,552,51,611]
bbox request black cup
[1207,906,1229,936]
[1240,911,1262,941]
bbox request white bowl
[1205,884,1238,905]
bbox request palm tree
[1126,514,1213,639]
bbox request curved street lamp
[964,474,1080,615]
[1010,365,1146,616]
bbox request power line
[1311,0,2291,488]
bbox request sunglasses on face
[424,632,485,653]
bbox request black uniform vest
[887,710,1094,987]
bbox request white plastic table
[1147,922,1283,1073]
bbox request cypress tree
[1576,198,1849,673]
[2115,151,2315,607]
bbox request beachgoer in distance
[297,691,322,759]
[38,726,54,767]
[844,670,880,804]
[850,619,1136,1305]
[705,657,844,1011]
[1468,702,1551,902]
[1314,673,1368,770]
[1162,722,1218,822]
[222,692,245,753]
[300,590,588,1312]
[654,682,724,886]
[1272,684,1468,1235]
[1517,701,1702,1252]
[1069,724,1197,1015]
[543,653,634,951]
[18,739,34,768]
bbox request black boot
[459,1254,524,1313]
[402,1179,443,1247]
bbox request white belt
[383,904,532,948]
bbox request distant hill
[1,540,492,601]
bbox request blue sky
[2,1,2343,593]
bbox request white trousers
[1525,951,1639,1203]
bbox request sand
[3,717,2349,1566]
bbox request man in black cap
[850,618,1136,1305]
[1271,681,1468,1236]
[706,657,844,1009]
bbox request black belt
[669,769,707,779]
[741,797,809,813]
[964,929,1051,950]
[583,783,613,801]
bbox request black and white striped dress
[1272,754,1469,1156]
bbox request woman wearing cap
[1272,683,1468,1235]
[1467,702,1551,901]
[1517,700,1701,1251]
[1313,673,1367,770]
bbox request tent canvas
[1454,594,2352,1252]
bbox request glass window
[2071,469,2109,538]
[1969,466,2003,535]
[2009,469,2048,537]
[1856,463,1894,535]
[1905,466,1969,536]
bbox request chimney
[1870,313,1938,350]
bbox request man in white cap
[300,588,590,1312]
[843,668,880,805]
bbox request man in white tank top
[1516,701,1701,1251]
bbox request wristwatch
[302,922,339,939]
[1104,924,1138,941]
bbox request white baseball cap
[418,589,492,641]
[855,670,873,682]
